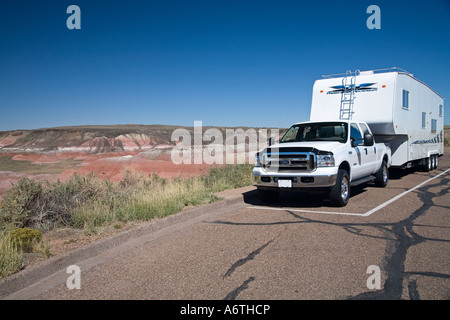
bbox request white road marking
[248,206,365,216]
[362,168,450,216]
[248,168,450,217]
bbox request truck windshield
[280,122,348,143]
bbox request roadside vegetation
[0,164,254,278]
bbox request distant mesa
[0,124,179,154]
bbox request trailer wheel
[375,159,389,187]
[435,155,439,169]
[424,157,432,172]
[432,155,438,170]
[257,188,279,203]
[329,169,350,207]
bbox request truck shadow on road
[242,185,368,208]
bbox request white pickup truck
[253,120,391,206]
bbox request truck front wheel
[375,159,389,187]
[329,169,350,207]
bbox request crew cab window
[350,123,363,146]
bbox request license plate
[278,179,292,188]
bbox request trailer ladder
[339,70,359,120]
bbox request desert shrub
[0,178,44,232]
[119,168,147,188]
[0,173,115,232]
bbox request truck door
[349,123,370,179]
[359,123,378,174]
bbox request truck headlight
[317,154,335,167]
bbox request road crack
[223,277,255,300]
[222,238,275,300]
[222,239,273,279]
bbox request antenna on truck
[339,70,359,120]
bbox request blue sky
[1,0,449,131]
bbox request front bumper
[252,167,338,189]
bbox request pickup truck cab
[253,120,391,206]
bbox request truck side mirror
[269,137,278,146]
[364,133,374,146]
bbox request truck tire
[424,156,432,172]
[257,188,279,203]
[329,169,350,207]
[432,155,438,170]
[375,159,388,187]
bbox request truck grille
[263,149,316,172]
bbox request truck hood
[269,141,344,153]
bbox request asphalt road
[1,152,449,302]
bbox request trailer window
[402,90,409,109]
[439,104,443,117]
[431,119,437,133]
[422,112,426,129]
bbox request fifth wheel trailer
[310,68,444,170]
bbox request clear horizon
[1,0,449,131]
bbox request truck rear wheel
[329,169,350,207]
[375,159,388,187]
[257,188,279,203]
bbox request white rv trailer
[310,68,444,168]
